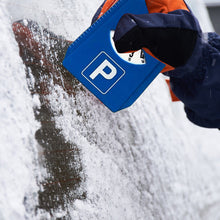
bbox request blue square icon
[82,52,125,94]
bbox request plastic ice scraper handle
[63,0,165,112]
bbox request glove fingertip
[113,14,143,53]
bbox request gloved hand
[92,0,202,73]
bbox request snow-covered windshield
[0,0,220,219]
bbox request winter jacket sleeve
[165,32,220,128]
[92,1,220,128]
[91,0,105,24]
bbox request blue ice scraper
[63,0,165,112]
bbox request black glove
[113,9,202,72]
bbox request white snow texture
[0,0,220,219]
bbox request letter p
[89,59,117,80]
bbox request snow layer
[187,0,214,32]
[1,0,220,219]
[0,1,40,219]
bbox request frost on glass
[1,0,220,219]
